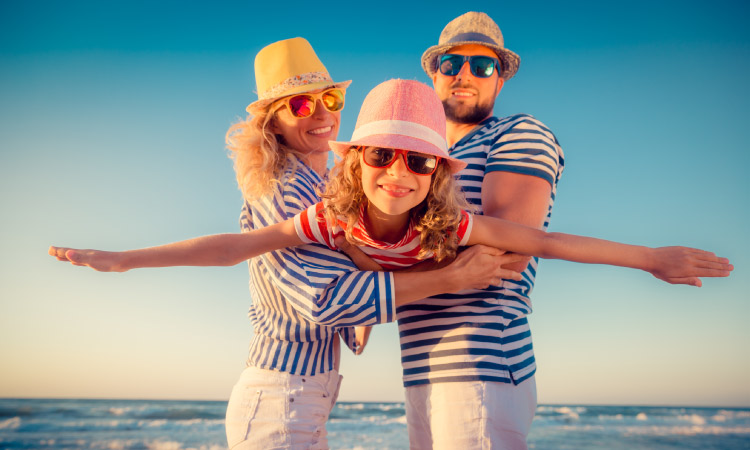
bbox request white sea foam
[678,414,707,425]
[636,412,648,421]
[0,417,21,430]
[108,407,128,416]
[146,441,183,450]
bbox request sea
[0,398,748,449]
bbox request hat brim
[246,80,352,114]
[329,135,467,174]
[421,43,520,81]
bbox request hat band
[259,71,333,100]
[446,32,499,47]
[351,120,448,153]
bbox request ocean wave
[0,416,21,430]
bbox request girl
[50,79,733,288]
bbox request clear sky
[1,0,748,406]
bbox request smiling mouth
[451,90,475,98]
[379,184,414,196]
[308,126,333,135]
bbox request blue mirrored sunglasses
[438,54,501,78]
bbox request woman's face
[271,88,341,156]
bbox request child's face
[271,88,341,156]
[359,148,432,221]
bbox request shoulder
[492,114,558,143]
[245,161,324,222]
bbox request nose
[386,154,409,177]
[311,99,331,119]
[455,60,473,81]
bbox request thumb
[65,249,85,265]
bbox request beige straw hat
[421,12,520,81]
[246,37,351,114]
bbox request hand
[444,245,526,291]
[648,246,733,287]
[334,236,384,272]
[353,326,372,355]
[48,246,127,272]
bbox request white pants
[225,366,343,450]
[405,376,537,450]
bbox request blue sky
[1,0,748,405]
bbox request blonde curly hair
[225,103,307,201]
[321,147,470,262]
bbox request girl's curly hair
[225,104,307,201]
[320,147,470,262]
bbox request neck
[302,152,328,176]
[445,114,491,148]
[364,203,410,244]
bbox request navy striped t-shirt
[396,114,565,387]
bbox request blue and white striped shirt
[241,159,396,376]
[397,114,564,387]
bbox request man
[397,12,565,449]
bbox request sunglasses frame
[437,54,502,78]
[360,147,441,176]
[274,88,345,118]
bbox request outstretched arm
[49,219,302,272]
[467,214,733,287]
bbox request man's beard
[442,97,495,124]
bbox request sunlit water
[1,398,748,449]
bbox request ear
[494,77,505,99]
[431,72,439,87]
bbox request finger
[662,276,702,287]
[496,253,527,264]
[696,259,733,270]
[497,268,523,281]
[692,268,733,278]
[476,245,507,256]
[50,246,69,259]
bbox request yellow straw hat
[246,37,351,114]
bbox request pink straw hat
[329,79,467,173]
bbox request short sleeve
[486,115,563,188]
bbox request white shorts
[225,366,343,450]
[405,376,537,450]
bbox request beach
[1,398,748,449]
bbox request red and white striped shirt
[294,203,473,270]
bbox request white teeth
[453,92,473,97]
[308,126,332,135]
[381,185,411,193]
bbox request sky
[1,0,748,406]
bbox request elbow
[535,232,560,260]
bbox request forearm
[119,220,299,271]
[118,233,257,270]
[540,232,654,272]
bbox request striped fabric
[397,114,565,387]
[294,203,473,270]
[241,159,396,376]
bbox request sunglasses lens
[438,55,463,76]
[406,152,438,175]
[470,56,496,78]
[287,95,315,118]
[321,89,345,112]
[364,148,396,167]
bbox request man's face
[431,44,505,124]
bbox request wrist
[435,264,460,293]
